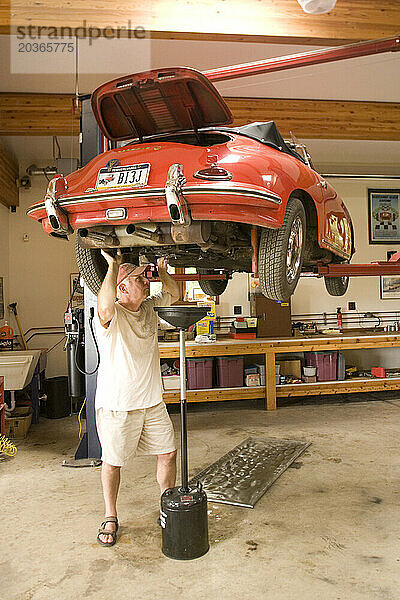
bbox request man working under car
[95,249,180,547]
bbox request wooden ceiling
[0,139,18,207]
[2,0,399,44]
[0,93,399,141]
[0,94,80,136]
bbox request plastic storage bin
[337,353,346,380]
[216,356,244,387]
[186,358,214,390]
[305,351,338,381]
[162,375,181,390]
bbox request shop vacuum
[155,306,210,560]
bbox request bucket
[45,376,70,419]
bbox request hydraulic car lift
[318,253,400,278]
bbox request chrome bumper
[165,163,191,226]
[44,176,72,236]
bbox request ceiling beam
[226,97,400,141]
[1,93,399,141]
[1,1,400,45]
[0,139,18,208]
[0,94,80,136]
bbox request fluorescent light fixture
[297,0,337,14]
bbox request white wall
[0,203,10,324]
[218,178,400,316]
[217,177,400,369]
[217,273,250,318]
[8,163,77,377]
[292,177,400,317]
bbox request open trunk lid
[91,67,233,142]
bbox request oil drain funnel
[155,306,209,560]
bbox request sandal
[97,516,119,547]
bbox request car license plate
[96,163,150,190]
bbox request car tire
[197,269,229,296]
[324,275,349,296]
[258,196,306,301]
[75,240,108,296]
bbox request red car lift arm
[319,253,400,277]
[204,36,400,83]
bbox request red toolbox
[371,367,385,378]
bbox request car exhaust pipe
[126,224,164,243]
[78,221,215,249]
[78,228,119,248]
[170,222,211,245]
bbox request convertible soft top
[228,122,306,163]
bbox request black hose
[73,313,100,376]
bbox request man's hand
[156,256,180,301]
[157,256,169,273]
[101,249,123,270]
[98,249,122,328]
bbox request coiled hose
[0,434,17,457]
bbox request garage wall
[8,165,77,377]
[219,176,400,369]
[292,177,400,369]
[0,203,10,324]
[292,177,400,317]
[217,273,250,318]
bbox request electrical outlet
[234,305,242,314]
[348,301,356,310]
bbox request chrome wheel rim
[286,216,303,283]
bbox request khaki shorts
[96,402,176,467]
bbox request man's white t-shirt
[94,291,172,411]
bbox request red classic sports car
[28,66,356,300]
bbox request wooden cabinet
[250,295,292,338]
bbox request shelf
[159,333,400,410]
[163,386,265,404]
[276,377,400,397]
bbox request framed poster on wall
[380,276,400,300]
[368,189,400,244]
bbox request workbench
[159,332,400,410]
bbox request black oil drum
[160,484,209,560]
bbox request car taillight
[193,166,232,181]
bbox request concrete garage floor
[2,397,400,600]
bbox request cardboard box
[197,300,216,320]
[245,373,261,387]
[277,359,302,379]
[5,410,32,439]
